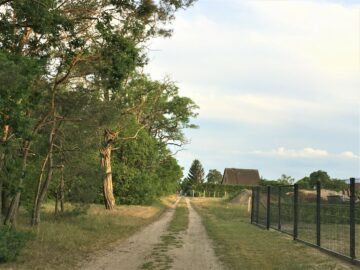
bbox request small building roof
[221,168,260,186]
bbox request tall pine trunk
[31,114,56,226]
[0,125,9,224]
[55,165,65,215]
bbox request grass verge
[0,195,177,270]
[141,197,189,270]
[192,197,356,270]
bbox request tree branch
[111,125,147,151]
[0,0,12,6]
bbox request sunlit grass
[0,196,176,270]
[191,198,356,270]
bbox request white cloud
[252,147,360,160]
[145,1,360,178]
[183,88,355,127]
[339,151,360,160]
[252,147,330,158]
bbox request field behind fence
[251,178,360,263]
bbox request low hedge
[186,183,250,198]
[0,226,33,263]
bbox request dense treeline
[0,0,198,227]
[260,170,348,190]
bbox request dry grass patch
[0,197,173,270]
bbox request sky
[145,0,360,180]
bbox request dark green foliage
[0,51,44,138]
[181,159,205,194]
[0,0,198,227]
[296,177,311,189]
[296,171,347,190]
[206,169,222,184]
[112,123,183,205]
[184,159,204,190]
[0,226,33,262]
[261,171,347,191]
[309,170,331,188]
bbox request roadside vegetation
[0,0,197,264]
[142,197,189,270]
[0,195,177,270]
[192,198,356,270]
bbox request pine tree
[187,159,205,186]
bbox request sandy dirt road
[79,197,223,270]
[169,198,223,270]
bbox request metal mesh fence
[251,178,360,263]
[320,184,350,256]
[355,180,360,261]
[279,186,294,235]
[252,187,267,227]
[269,186,279,230]
[297,188,317,245]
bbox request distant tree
[327,178,348,191]
[309,170,331,188]
[296,177,311,189]
[296,171,346,190]
[277,174,295,185]
[187,159,205,186]
[206,169,222,184]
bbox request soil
[78,197,223,270]
[169,198,223,270]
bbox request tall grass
[1,197,176,270]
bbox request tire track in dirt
[168,197,223,270]
[78,198,180,270]
[79,197,223,270]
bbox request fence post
[293,184,298,240]
[266,186,271,229]
[256,186,260,224]
[316,181,321,247]
[251,187,255,224]
[278,186,281,230]
[350,177,355,259]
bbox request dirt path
[79,198,180,270]
[79,197,223,270]
[169,198,223,270]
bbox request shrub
[0,226,33,263]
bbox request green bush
[0,226,33,263]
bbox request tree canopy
[206,169,222,184]
[0,0,198,226]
